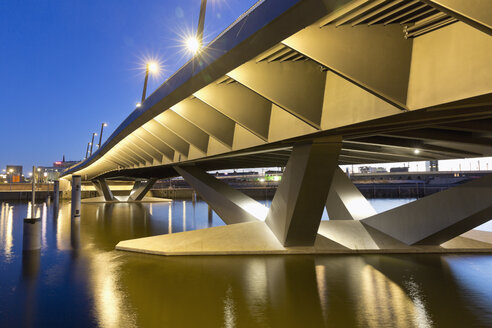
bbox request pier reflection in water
[0,200,491,327]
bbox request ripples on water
[0,199,491,327]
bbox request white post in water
[31,166,36,213]
[71,175,82,220]
[23,166,41,251]
[53,180,60,209]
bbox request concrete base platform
[81,196,171,204]
[115,220,492,256]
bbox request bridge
[62,0,492,255]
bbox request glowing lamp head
[103,123,108,127]
[414,149,420,154]
[185,37,200,55]
[147,62,159,74]
[136,102,141,108]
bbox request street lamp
[141,61,160,104]
[85,142,91,159]
[185,0,208,55]
[197,0,207,49]
[98,123,108,148]
[89,132,97,156]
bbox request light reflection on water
[0,199,491,327]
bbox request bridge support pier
[174,166,267,224]
[325,168,376,220]
[128,178,158,201]
[92,178,116,201]
[265,138,342,247]
[362,174,492,245]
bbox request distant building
[390,167,409,173]
[359,166,387,174]
[5,165,23,183]
[426,160,439,172]
[53,155,79,169]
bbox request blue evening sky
[0,0,258,171]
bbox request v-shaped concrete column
[266,137,342,247]
[92,179,116,201]
[362,174,492,245]
[326,168,376,220]
[128,178,157,201]
[174,166,267,225]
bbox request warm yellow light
[8,169,13,173]
[103,123,108,127]
[136,103,141,108]
[185,37,200,55]
[147,62,159,74]
[414,149,420,154]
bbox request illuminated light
[103,123,108,127]
[414,149,420,154]
[55,161,62,165]
[136,103,141,108]
[43,172,48,177]
[259,178,265,182]
[8,169,13,173]
[272,176,281,182]
[147,62,159,74]
[185,36,200,55]
[37,168,41,172]
[28,172,32,176]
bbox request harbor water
[0,199,491,327]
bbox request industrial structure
[62,0,492,254]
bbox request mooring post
[23,165,41,251]
[53,180,60,209]
[71,175,82,220]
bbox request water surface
[0,199,491,327]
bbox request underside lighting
[414,149,420,154]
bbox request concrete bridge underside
[62,0,492,255]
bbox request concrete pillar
[128,178,157,201]
[265,138,342,247]
[326,168,376,220]
[71,175,81,220]
[23,218,41,251]
[362,174,492,245]
[174,166,268,224]
[92,178,116,201]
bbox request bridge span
[62,0,492,255]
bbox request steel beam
[171,98,235,148]
[421,0,492,36]
[194,80,271,141]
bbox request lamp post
[197,0,208,49]
[89,132,97,156]
[98,123,108,148]
[141,62,159,104]
[185,0,208,55]
[85,142,91,159]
